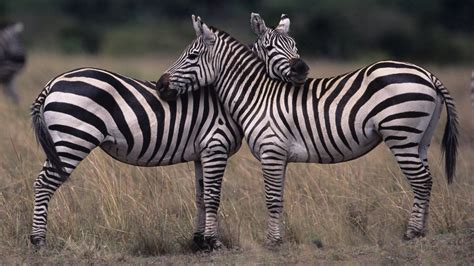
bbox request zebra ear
[201,22,216,46]
[276,14,290,33]
[250,12,267,36]
[192,15,215,45]
[192,14,203,37]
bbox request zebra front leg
[261,154,287,248]
[200,148,228,251]
[30,160,70,248]
[192,160,206,249]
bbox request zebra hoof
[204,236,224,251]
[402,230,426,241]
[192,232,206,251]
[30,235,46,249]
[264,238,283,250]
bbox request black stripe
[311,79,333,162]
[48,124,100,146]
[52,79,134,154]
[349,73,433,143]
[323,73,352,157]
[362,93,435,135]
[65,69,150,157]
[44,102,108,137]
[54,141,91,154]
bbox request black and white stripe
[30,68,242,249]
[158,16,459,245]
[0,22,26,104]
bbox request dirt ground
[1,229,472,265]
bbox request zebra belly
[99,138,200,167]
[287,130,382,164]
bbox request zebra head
[156,15,217,101]
[0,22,25,57]
[250,13,309,85]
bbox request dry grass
[0,53,472,263]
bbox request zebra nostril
[156,73,170,92]
[290,59,309,75]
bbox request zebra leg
[3,79,19,104]
[30,160,71,247]
[261,153,287,247]
[200,148,228,250]
[401,104,441,240]
[192,160,206,249]
[390,146,433,240]
[30,138,96,248]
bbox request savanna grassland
[0,53,473,264]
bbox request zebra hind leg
[30,139,95,249]
[390,145,433,240]
[30,160,71,248]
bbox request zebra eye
[188,53,199,60]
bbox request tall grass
[0,54,472,257]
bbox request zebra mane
[208,25,265,64]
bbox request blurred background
[2,0,473,63]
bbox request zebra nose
[289,58,309,75]
[156,73,170,92]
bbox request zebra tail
[433,76,459,184]
[30,83,69,181]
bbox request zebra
[29,68,243,250]
[249,13,309,85]
[156,15,459,246]
[0,21,26,104]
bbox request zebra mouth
[288,58,309,85]
[155,73,180,101]
[289,71,308,85]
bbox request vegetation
[1,0,473,63]
[0,54,472,263]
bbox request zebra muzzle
[289,58,309,84]
[156,73,179,101]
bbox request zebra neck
[213,50,288,124]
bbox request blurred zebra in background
[156,16,458,246]
[0,21,26,104]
